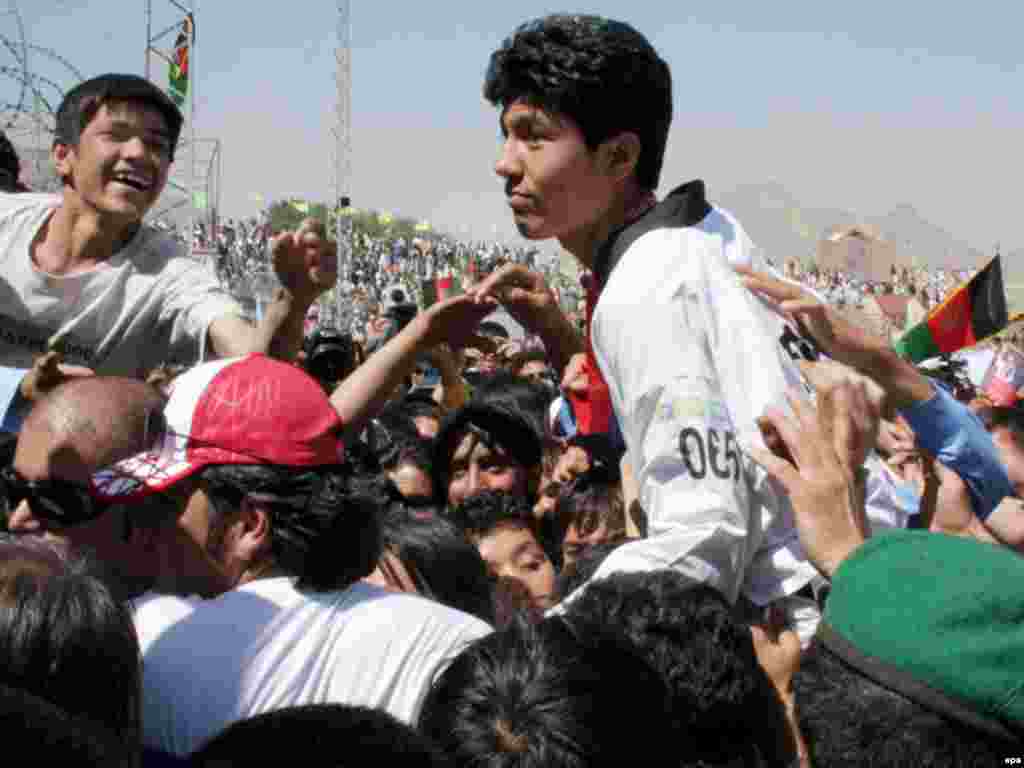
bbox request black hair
[510,347,549,375]
[473,372,553,440]
[368,415,434,475]
[553,472,627,559]
[54,73,184,159]
[551,540,625,602]
[398,394,444,424]
[449,490,559,570]
[976,405,1024,448]
[484,14,672,191]
[0,683,129,767]
[794,638,1022,766]
[0,129,21,192]
[0,540,141,758]
[199,464,381,592]
[419,615,673,768]
[193,704,447,768]
[563,572,793,767]
[432,404,543,505]
[378,503,496,624]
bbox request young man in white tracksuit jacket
[472,15,825,632]
[472,14,1015,639]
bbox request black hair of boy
[419,615,673,768]
[0,539,141,758]
[449,489,560,571]
[379,503,496,624]
[0,684,127,768]
[192,704,447,768]
[794,639,1022,767]
[0,129,22,192]
[563,571,793,767]
[54,73,184,160]
[484,14,672,191]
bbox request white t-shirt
[0,193,241,377]
[133,579,492,756]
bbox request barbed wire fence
[1,1,83,190]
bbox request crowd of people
[0,13,1022,768]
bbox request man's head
[6,377,171,597]
[0,129,24,192]
[85,354,377,598]
[448,490,556,619]
[419,615,673,768]
[554,472,627,568]
[564,572,793,766]
[433,401,543,508]
[794,531,1024,763]
[485,15,672,241]
[0,536,141,759]
[192,704,447,768]
[52,74,183,221]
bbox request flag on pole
[168,15,194,108]
[290,200,310,214]
[895,255,1008,364]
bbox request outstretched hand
[468,264,559,332]
[749,390,869,579]
[735,265,887,371]
[271,218,338,305]
[419,293,499,350]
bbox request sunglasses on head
[0,466,108,527]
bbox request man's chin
[513,219,552,241]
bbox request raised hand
[468,264,560,333]
[418,294,499,350]
[749,390,869,578]
[735,265,886,371]
[271,218,338,305]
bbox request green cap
[819,530,1024,741]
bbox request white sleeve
[582,239,763,603]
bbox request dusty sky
[11,0,1023,258]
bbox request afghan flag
[895,255,1008,363]
[168,16,193,108]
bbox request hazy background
[9,1,1023,302]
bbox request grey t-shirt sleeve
[157,259,245,363]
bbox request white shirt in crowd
[134,579,492,756]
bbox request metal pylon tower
[330,0,353,327]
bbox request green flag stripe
[895,321,941,363]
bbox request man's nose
[495,138,521,179]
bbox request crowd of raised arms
[0,12,1021,768]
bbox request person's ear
[235,496,273,563]
[52,142,74,181]
[599,132,641,181]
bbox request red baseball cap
[91,354,344,502]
